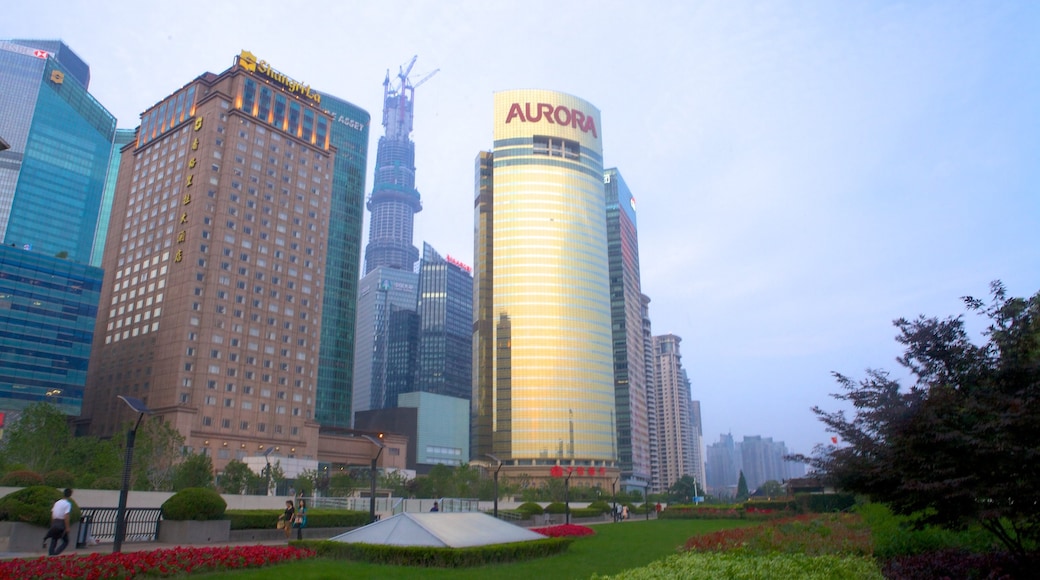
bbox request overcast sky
[5,1,1039,455]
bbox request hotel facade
[81,52,339,467]
[473,90,617,486]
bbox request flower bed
[0,545,314,579]
[531,524,595,538]
[683,513,873,556]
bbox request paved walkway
[1,538,296,561]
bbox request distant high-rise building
[0,40,116,264]
[92,129,137,266]
[739,435,803,490]
[415,242,473,401]
[473,90,616,486]
[363,59,430,274]
[351,267,418,415]
[705,432,740,495]
[641,294,662,493]
[689,399,707,491]
[314,95,370,429]
[81,51,340,467]
[653,333,698,490]
[604,168,651,490]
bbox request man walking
[43,488,73,555]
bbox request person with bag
[43,488,73,555]
[293,498,307,540]
[279,500,294,541]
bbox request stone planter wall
[157,519,230,544]
[0,521,81,553]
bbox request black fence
[78,507,163,547]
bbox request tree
[218,460,256,494]
[668,475,699,503]
[328,471,362,497]
[130,419,185,491]
[802,282,1040,562]
[736,471,749,501]
[172,452,214,490]
[0,402,72,473]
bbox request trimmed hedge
[544,502,568,514]
[0,486,80,527]
[795,493,856,513]
[224,509,370,530]
[569,507,607,519]
[161,487,226,521]
[516,502,544,516]
[302,537,573,567]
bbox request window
[533,135,580,159]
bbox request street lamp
[564,468,574,525]
[612,476,620,523]
[361,434,385,524]
[113,395,151,553]
[485,454,502,518]
[262,446,275,496]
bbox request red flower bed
[531,524,595,538]
[683,513,873,557]
[0,545,314,579]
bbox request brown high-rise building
[81,51,336,468]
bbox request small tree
[736,471,749,501]
[131,420,185,491]
[758,480,784,498]
[172,452,214,490]
[218,460,255,494]
[802,282,1040,562]
[0,403,71,473]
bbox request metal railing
[79,507,163,546]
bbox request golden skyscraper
[473,90,617,486]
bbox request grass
[186,519,754,579]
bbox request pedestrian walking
[43,488,73,555]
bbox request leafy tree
[736,471,749,501]
[758,480,784,498]
[130,419,185,491]
[328,471,362,497]
[172,452,214,490]
[668,475,699,503]
[380,469,412,497]
[0,402,71,473]
[218,459,256,494]
[801,282,1040,562]
[62,435,121,487]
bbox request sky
[4,1,1039,456]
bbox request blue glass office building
[0,40,116,265]
[0,245,103,415]
[314,95,370,429]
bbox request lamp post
[262,446,274,496]
[361,434,385,524]
[113,395,151,553]
[485,454,502,518]
[612,476,620,523]
[564,468,574,525]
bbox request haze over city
[3,0,1038,456]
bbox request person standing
[282,500,295,541]
[430,501,439,512]
[621,505,629,521]
[43,488,73,555]
[293,499,307,540]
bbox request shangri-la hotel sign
[238,50,321,105]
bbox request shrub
[89,478,120,490]
[516,501,544,516]
[0,486,80,527]
[544,502,568,514]
[881,549,1019,580]
[304,537,572,567]
[795,493,857,513]
[0,470,45,487]
[224,509,369,530]
[570,507,606,518]
[161,487,227,521]
[854,503,996,559]
[42,470,76,488]
[587,500,611,513]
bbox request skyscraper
[363,58,431,274]
[653,333,699,490]
[473,90,616,485]
[314,95,370,429]
[82,51,337,467]
[604,168,651,490]
[641,293,662,493]
[351,59,433,421]
[0,40,116,264]
[415,242,473,401]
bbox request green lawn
[190,519,753,579]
